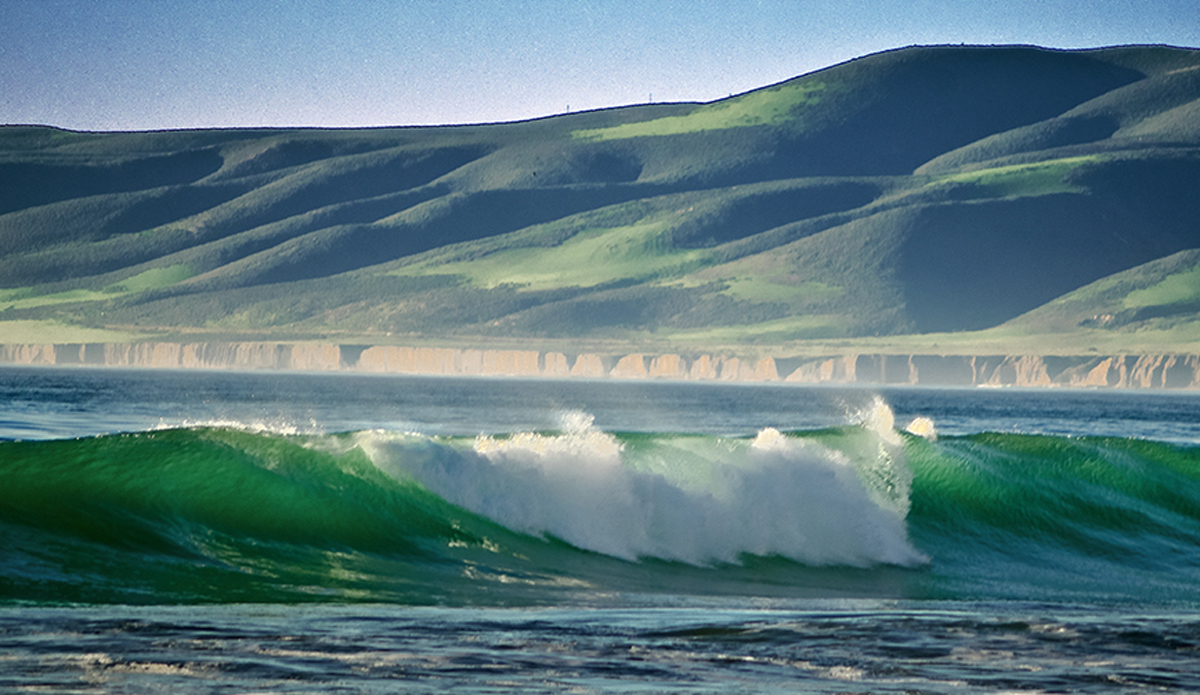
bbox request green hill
[1,44,1198,354]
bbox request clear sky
[3,0,1198,132]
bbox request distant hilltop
[2,44,1198,360]
[3,343,1198,390]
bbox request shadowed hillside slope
[1,44,1198,351]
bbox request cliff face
[782,354,1200,389]
[2,343,1199,389]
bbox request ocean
[2,365,1200,693]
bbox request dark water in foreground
[3,366,1200,692]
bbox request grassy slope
[1,45,1199,355]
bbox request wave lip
[361,410,928,568]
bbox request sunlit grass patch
[393,219,718,291]
[0,320,144,344]
[1122,265,1200,309]
[1042,274,1126,306]
[663,315,847,344]
[718,277,843,304]
[108,264,195,292]
[928,155,1105,199]
[0,264,196,311]
[572,79,830,141]
[0,287,115,311]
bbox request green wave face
[905,433,1200,600]
[3,425,1200,606]
[0,428,489,604]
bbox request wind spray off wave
[357,405,928,567]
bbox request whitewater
[3,366,1200,693]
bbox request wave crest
[359,409,926,567]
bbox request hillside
[1,44,1199,356]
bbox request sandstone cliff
[1,343,1198,389]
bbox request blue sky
[3,0,1198,131]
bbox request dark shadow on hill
[781,47,1145,176]
[671,181,881,248]
[915,115,1123,173]
[1067,155,1200,235]
[898,189,1200,333]
[0,149,224,215]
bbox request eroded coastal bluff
[3,343,1199,389]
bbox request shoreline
[3,342,1199,389]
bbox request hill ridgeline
[2,44,1199,385]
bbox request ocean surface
[2,365,1200,693]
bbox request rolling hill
[1,44,1198,358]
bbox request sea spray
[358,407,927,567]
[845,395,918,520]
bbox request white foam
[852,395,903,447]
[357,407,927,568]
[844,396,919,519]
[905,416,938,440]
[153,417,323,436]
